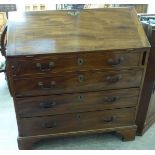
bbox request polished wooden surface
[19,108,136,137]
[7,8,150,56]
[6,8,150,149]
[16,88,139,117]
[13,69,143,97]
[7,49,142,77]
[17,126,137,149]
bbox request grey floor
[0,72,155,150]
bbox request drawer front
[13,69,143,97]
[9,50,141,77]
[19,108,136,137]
[16,88,139,117]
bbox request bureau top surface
[7,7,150,56]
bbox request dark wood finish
[19,108,136,137]
[18,137,39,150]
[17,125,137,150]
[151,31,155,45]
[136,15,155,135]
[6,8,150,149]
[7,8,149,56]
[7,49,142,77]
[16,88,139,117]
[13,69,143,97]
[116,126,137,141]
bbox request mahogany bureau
[5,8,150,149]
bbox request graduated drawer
[8,49,142,77]
[13,69,143,97]
[19,108,136,137]
[16,88,139,117]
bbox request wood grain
[19,108,136,137]
[13,69,143,97]
[17,125,137,150]
[7,8,150,56]
[16,88,139,117]
[5,8,150,149]
[7,49,142,77]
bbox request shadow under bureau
[5,8,150,149]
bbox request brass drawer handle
[102,116,117,123]
[104,96,119,103]
[38,81,56,90]
[106,75,122,83]
[108,57,124,66]
[78,75,85,82]
[42,122,57,129]
[36,62,55,72]
[77,58,84,65]
[40,101,56,108]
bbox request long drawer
[16,88,139,117]
[19,108,136,137]
[13,69,143,97]
[8,49,142,77]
